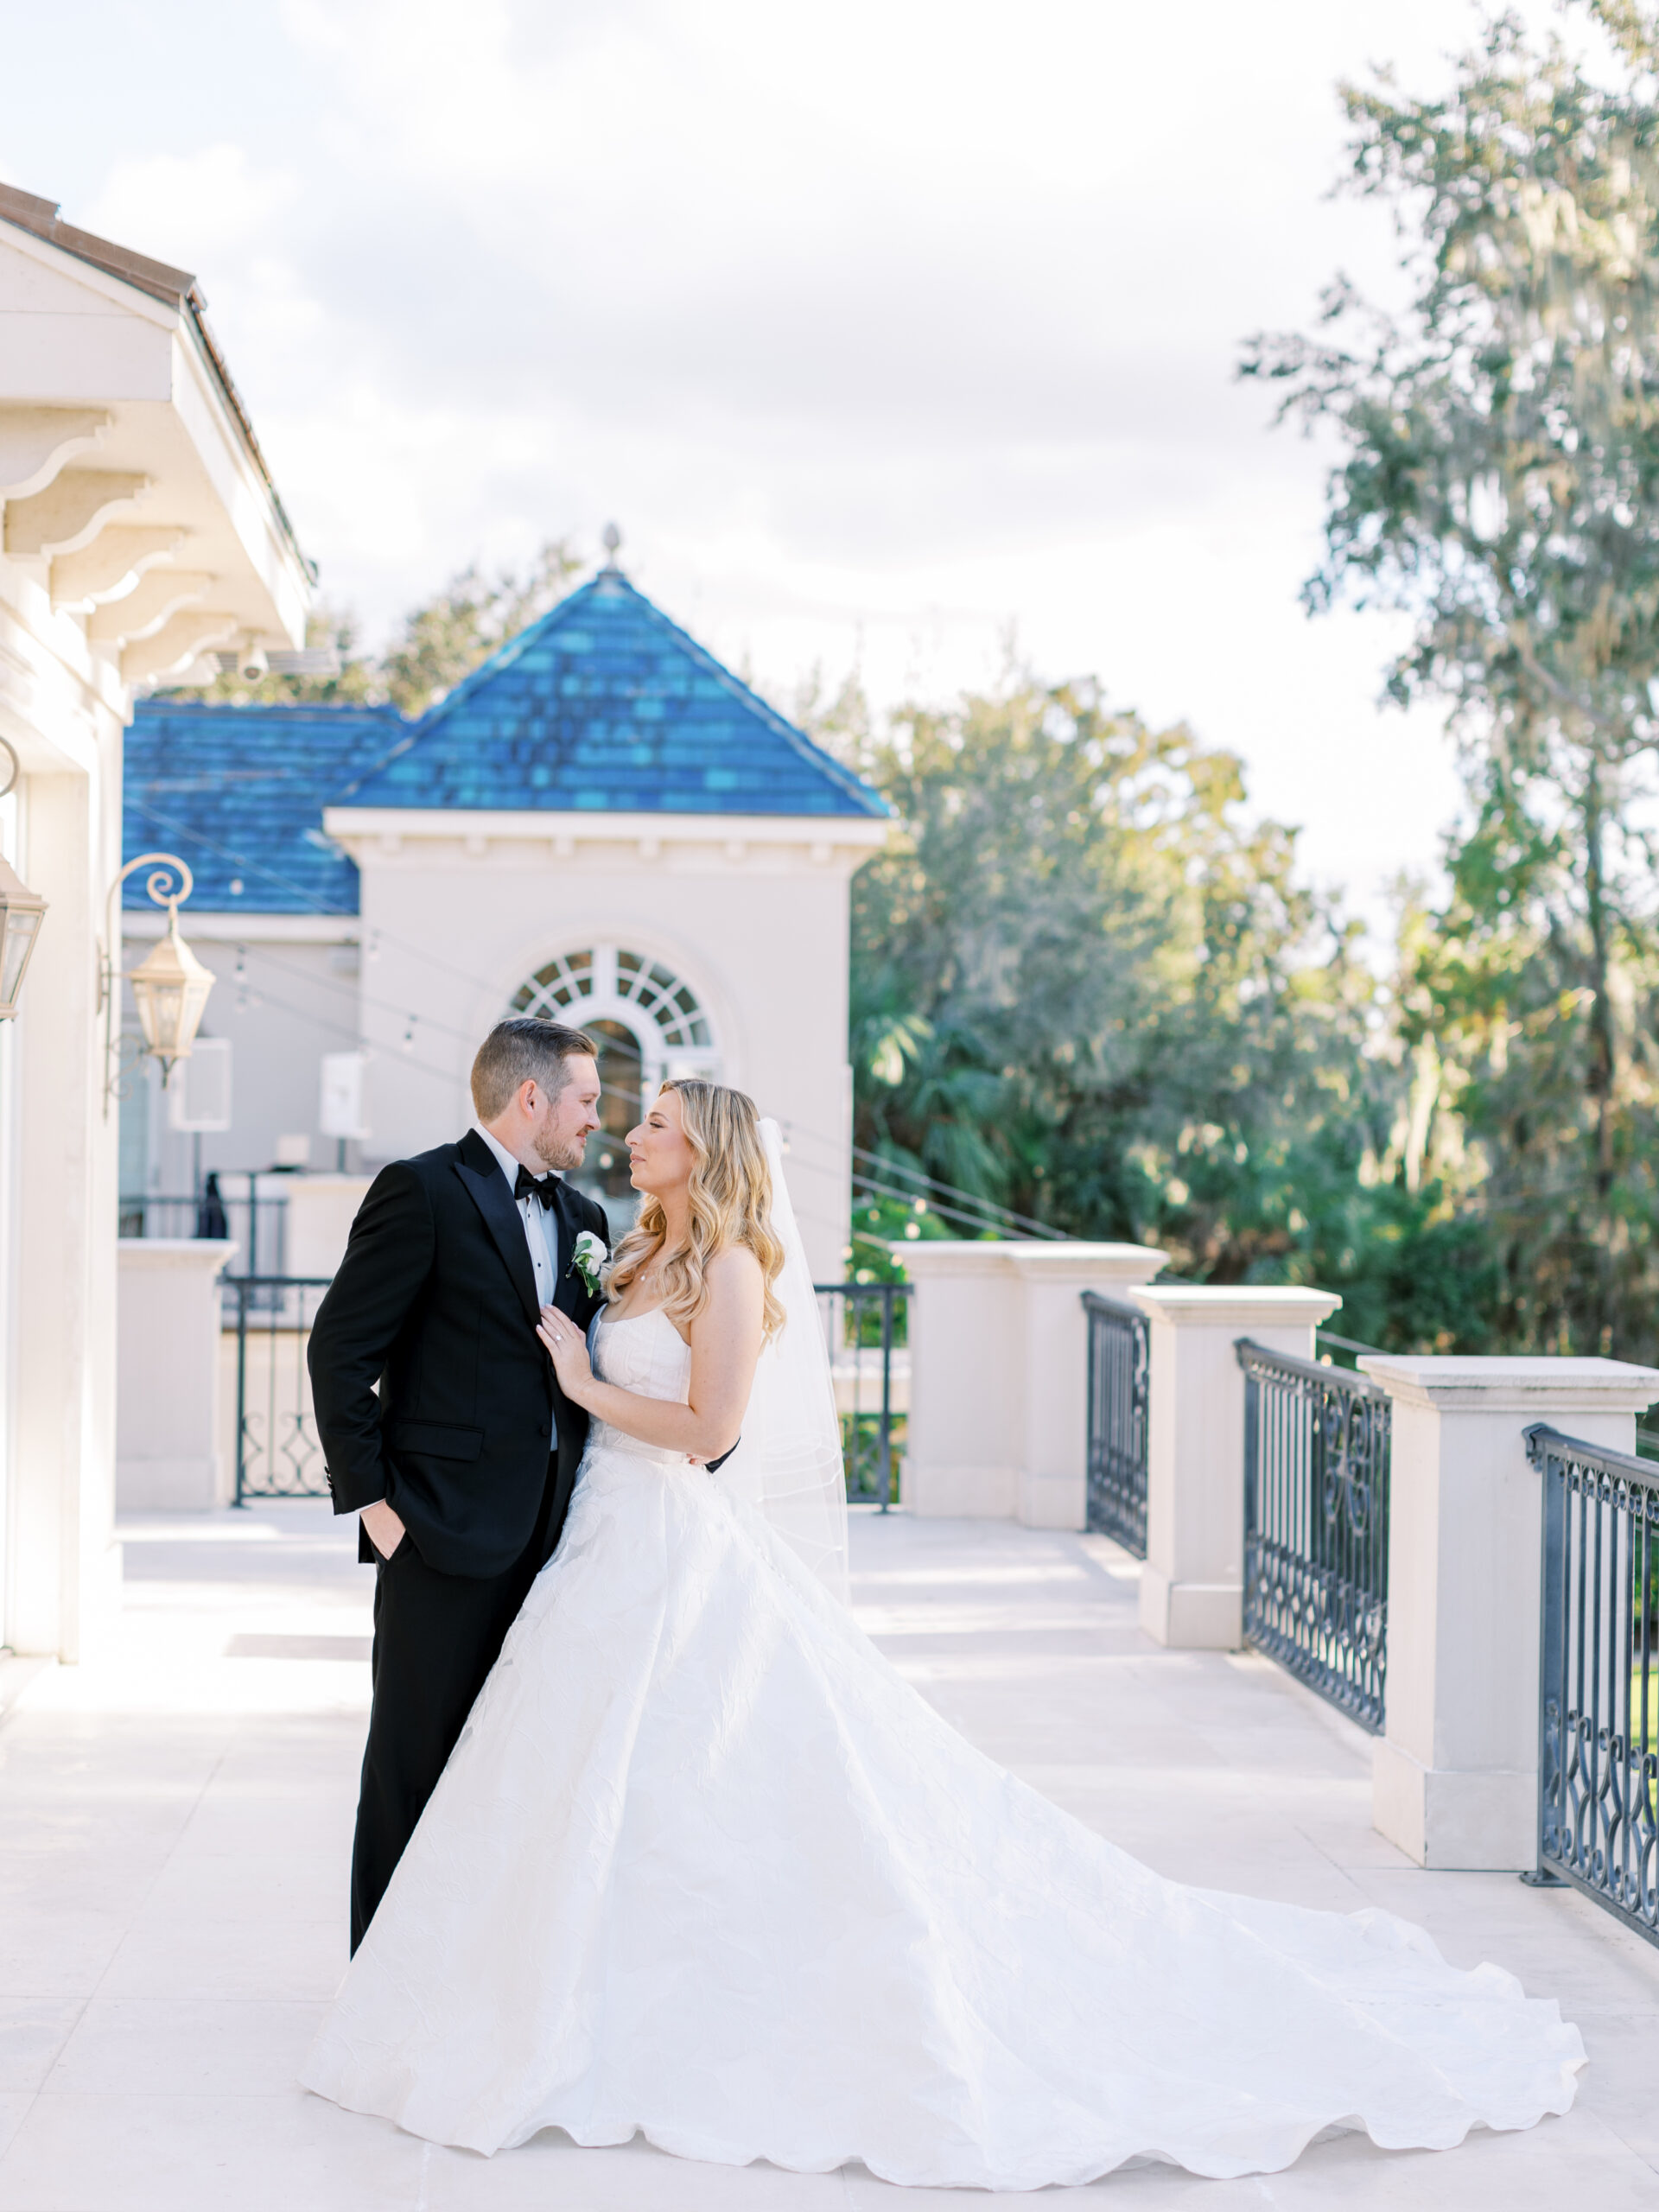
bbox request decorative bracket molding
[0,407,111,500]
[87,569,214,646]
[121,607,238,685]
[3,468,149,558]
[51,525,188,609]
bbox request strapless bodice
[588,1308,692,1465]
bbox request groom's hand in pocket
[360,1498,406,1563]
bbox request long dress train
[300,1310,1584,2190]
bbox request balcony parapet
[1358,1353,1659,1870]
[899,1239,1165,1527]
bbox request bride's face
[626,1088,695,1200]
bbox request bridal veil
[712,1117,849,1601]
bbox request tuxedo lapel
[453,1130,542,1331]
[550,1180,583,1321]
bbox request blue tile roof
[124,573,885,916]
[338,570,887,818]
[124,702,404,912]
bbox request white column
[1134,1286,1341,1649]
[116,1239,238,1510]
[1359,1355,1659,1870]
[10,755,124,1660]
[901,1240,1164,1522]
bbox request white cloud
[84,143,301,271]
[15,0,1552,921]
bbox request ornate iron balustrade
[230,1275,334,1502]
[815,1281,910,1510]
[227,1272,911,1512]
[1083,1292,1149,1556]
[1236,1339,1390,1732]
[1524,1425,1659,1948]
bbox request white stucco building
[0,184,311,1661]
[121,560,889,1280]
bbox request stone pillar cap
[116,1237,240,1274]
[1131,1283,1341,1327]
[1002,1241,1163,1277]
[1358,1352,1659,1414]
[892,1238,1163,1278]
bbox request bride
[301,1080,1583,2189]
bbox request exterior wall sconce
[99,852,215,1116]
[0,738,48,1020]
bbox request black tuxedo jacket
[308,1129,610,1578]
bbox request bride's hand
[538,1307,594,1401]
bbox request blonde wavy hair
[605,1080,785,1339]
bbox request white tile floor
[2,1504,1656,2208]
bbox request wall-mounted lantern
[99,853,215,1115]
[0,737,48,1020]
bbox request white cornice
[324,805,887,844]
[168,327,308,645]
[0,215,311,654]
[122,909,356,944]
[322,807,889,870]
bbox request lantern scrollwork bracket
[99,852,215,1116]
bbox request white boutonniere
[570,1230,607,1299]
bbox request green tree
[380,538,584,715]
[848,676,1485,1342]
[1243,1,1659,1355]
[166,538,586,716]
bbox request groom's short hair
[471,1018,598,1119]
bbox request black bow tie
[513,1166,558,1208]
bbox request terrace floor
[2,1504,1656,2209]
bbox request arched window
[509,945,720,1213]
[511,947,593,1022]
[510,944,714,1052]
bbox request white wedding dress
[301,1307,1585,2190]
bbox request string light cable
[126,798,1071,1239]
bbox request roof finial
[601,520,622,570]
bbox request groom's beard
[534,1125,589,1174]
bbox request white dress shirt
[474,1122,559,1309]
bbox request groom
[309,1018,611,1950]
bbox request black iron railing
[230,1276,334,1503]
[1236,1339,1391,1732]
[1525,1424,1659,1948]
[1082,1291,1150,1555]
[815,1281,910,1510]
[228,1272,911,1510]
[119,1184,289,1283]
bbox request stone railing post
[1132,1285,1341,1648]
[116,1238,238,1510]
[1005,1246,1166,1527]
[902,1240,1163,1524]
[1358,1354,1659,1870]
[900,1244,1018,1517]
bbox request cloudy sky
[2,0,1570,932]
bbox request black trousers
[349,1462,557,1953]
